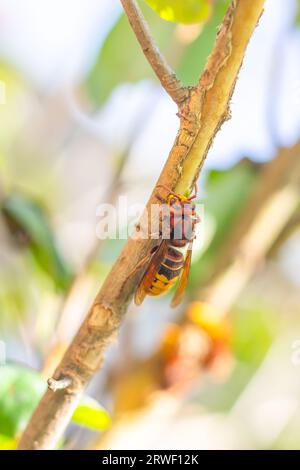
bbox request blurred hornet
[134,184,200,308]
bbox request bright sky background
[0,0,118,86]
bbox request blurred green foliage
[72,396,111,431]
[86,4,174,105]
[177,0,230,84]
[0,364,111,448]
[1,193,73,292]
[0,364,46,439]
[189,159,259,289]
[297,0,300,24]
[232,302,279,367]
[0,434,17,450]
[0,269,28,328]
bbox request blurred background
[1,0,300,450]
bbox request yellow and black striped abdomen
[148,246,184,296]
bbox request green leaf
[71,396,111,431]
[0,364,46,438]
[0,434,17,450]
[144,0,212,24]
[1,193,72,291]
[85,5,174,105]
[204,160,258,248]
[0,364,110,441]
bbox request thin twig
[120,0,188,106]
[18,0,266,450]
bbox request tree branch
[18,0,266,450]
[120,0,188,106]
